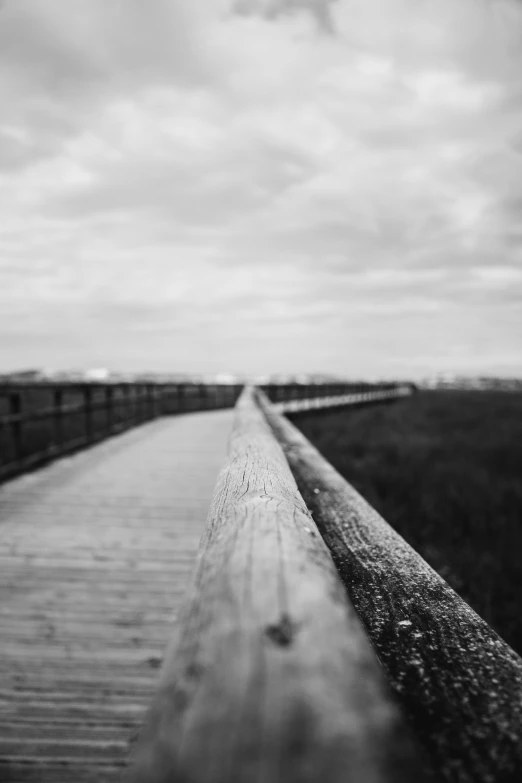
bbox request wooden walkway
[0,409,233,782]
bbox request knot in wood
[265,613,298,647]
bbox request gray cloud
[0,0,521,377]
[233,0,338,33]
[0,0,219,172]
[0,0,213,94]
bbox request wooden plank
[257,389,522,783]
[126,387,430,783]
[0,760,123,783]
[0,410,233,782]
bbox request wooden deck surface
[0,410,233,782]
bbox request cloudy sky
[1,0,521,378]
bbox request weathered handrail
[126,386,430,783]
[256,389,522,782]
[260,381,415,406]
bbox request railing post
[53,388,63,451]
[197,383,206,410]
[174,384,182,413]
[9,392,23,465]
[141,385,146,420]
[149,384,158,419]
[113,385,121,429]
[84,385,93,442]
[164,384,172,414]
[156,385,165,416]
[177,384,185,412]
[134,385,140,422]
[123,384,131,427]
[137,385,144,422]
[163,385,173,415]
[131,385,138,423]
[141,385,148,421]
[105,385,114,433]
[168,384,176,414]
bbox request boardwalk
[0,409,233,782]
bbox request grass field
[292,391,522,656]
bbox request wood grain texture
[256,390,522,783]
[0,410,232,782]
[126,387,431,783]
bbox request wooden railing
[271,384,413,414]
[261,381,415,406]
[0,380,408,484]
[0,382,243,483]
[127,386,522,783]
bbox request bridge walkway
[0,409,233,782]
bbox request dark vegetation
[292,391,522,656]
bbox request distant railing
[271,385,413,414]
[0,382,243,483]
[261,381,415,405]
[0,380,409,484]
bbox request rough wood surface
[126,387,431,783]
[0,410,232,782]
[257,390,522,783]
